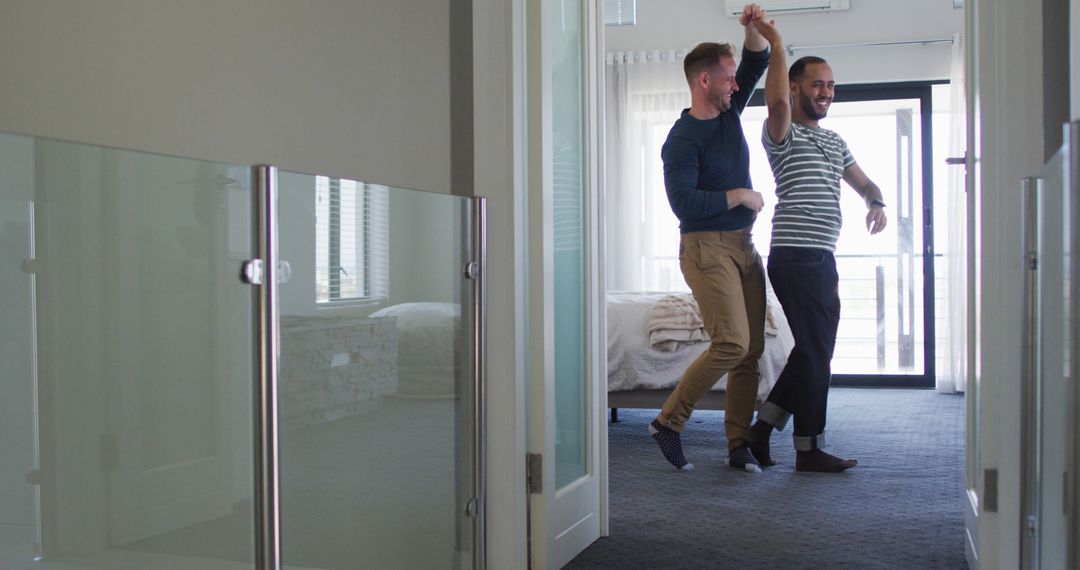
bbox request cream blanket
[647,294,779,351]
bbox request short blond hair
[683,42,737,83]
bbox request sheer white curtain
[937,32,967,393]
[604,50,690,292]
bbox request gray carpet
[566,388,967,570]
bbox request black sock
[746,420,776,467]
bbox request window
[315,176,388,303]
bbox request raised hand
[739,3,766,27]
[752,16,781,46]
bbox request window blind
[604,0,636,26]
[315,176,389,303]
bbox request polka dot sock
[649,419,693,472]
[728,444,763,474]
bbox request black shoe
[796,449,857,473]
[728,444,762,473]
[649,419,693,471]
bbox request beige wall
[605,0,963,84]
[0,0,452,194]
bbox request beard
[710,83,733,113]
[798,91,829,120]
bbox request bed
[368,285,794,419]
[605,283,794,420]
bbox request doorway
[744,82,943,388]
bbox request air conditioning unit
[724,0,850,17]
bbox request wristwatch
[869,199,886,209]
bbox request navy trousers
[758,246,841,451]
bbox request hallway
[569,388,966,569]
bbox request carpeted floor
[566,388,967,570]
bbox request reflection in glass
[277,172,474,569]
[0,133,255,569]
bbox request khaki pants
[655,230,766,450]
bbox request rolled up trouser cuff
[793,433,827,451]
[757,401,791,431]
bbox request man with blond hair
[650,4,773,473]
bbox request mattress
[605,288,794,402]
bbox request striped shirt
[762,121,855,252]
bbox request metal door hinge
[526,453,543,494]
[465,496,480,517]
[984,468,998,512]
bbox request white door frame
[962,0,980,565]
[968,0,1045,567]
[470,0,532,567]
[525,0,606,567]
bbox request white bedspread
[606,288,794,402]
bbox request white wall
[605,0,963,84]
[975,0,1044,567]
[0,0,452,195]
[0,1,526,566]
[385,191,463,307]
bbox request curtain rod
[785,37,956,56]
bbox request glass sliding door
[0,133,257,570]
[743,83,937,386]
[276,173,476,569]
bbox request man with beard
[743,18,888,473]
[649,4,772,473]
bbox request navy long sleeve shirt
[661,46,770,234]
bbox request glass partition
[276,172,476,569]
[1037,136,1070,568]
[0,133,256,569]
[0,134,482,570]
